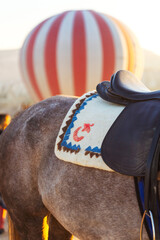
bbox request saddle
[97,70,160,104]
[97,70,160,240]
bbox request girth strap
[144,125,160,239]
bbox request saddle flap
[101,100,160,176]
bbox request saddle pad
[55,91,125,171]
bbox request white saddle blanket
[55,91,125,171]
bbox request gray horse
[0,96,149,240]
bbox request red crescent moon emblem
[73,123,94,142]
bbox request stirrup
[140,210,155,240]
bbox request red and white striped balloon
[20,10,144,102]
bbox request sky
[0,0,160,55]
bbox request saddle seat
[97,70,160,105]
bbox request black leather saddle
[96,70,160,240]
[97,70,160,105]
[96,70,160,176]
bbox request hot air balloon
[20,10,144,102]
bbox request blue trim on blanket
[61,93,101,153]
[85,146,101,153]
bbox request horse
[0,94,152,240]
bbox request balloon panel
[20,10,144,101]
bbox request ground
[0,216,79,240]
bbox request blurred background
[0,0,160,115]
[1,0,160,239]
